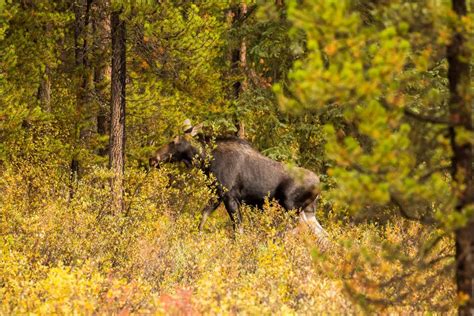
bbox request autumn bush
[0,161,455,315]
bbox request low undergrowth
[0,163,455,314]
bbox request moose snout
[149,156,160,168]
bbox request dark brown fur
[151,134,326,236]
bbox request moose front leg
[199,199,221,231]
[224,196,243,234]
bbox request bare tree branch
[404,107,474,131]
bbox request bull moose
[150,122,327,239]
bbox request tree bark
[73,0,85,67]
[37,65,51,111]
[109,8,126,214]
[229,3,249,99]
[229,4,248,138]
[72,0,83,185]
[71,0,87,198]
[93,0,111,156]
[70,0,93,199]
[228,7,240,99]
[78,0,94,142]
[447,1,473,314]
[239,3,248,93]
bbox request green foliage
[123,1,232,164]
[0,1,72,162]
[279,0,460,224]
[274,0,474,309]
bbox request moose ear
[182,119,193,134]
[182,119,202,137]
[189,123,203,136]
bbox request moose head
[149,120,202,168]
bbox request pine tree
[447,0,473,313]
[109,6,126,214]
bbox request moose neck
[182,141,207,171]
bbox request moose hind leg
[199,199,222,231]
[224,196,243,233]
[300,198,328,239]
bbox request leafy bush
[0,162,455,314]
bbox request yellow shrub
[0,162,455,314]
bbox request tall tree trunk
[79,0,94,142]
[93,0,111,156]
[38,18,53,111]
[70,0,86,198]
[229,4,248,138]
[230,3,248,98]
[109,8,126,214]
[37,65,51,111]
[229,7,241,99]
[73,0,85,67]
[447,1,473,314]
[239,3,248,94]
[237,3,248,139]
[71,0,93,199]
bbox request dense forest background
[0,0,473,314]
